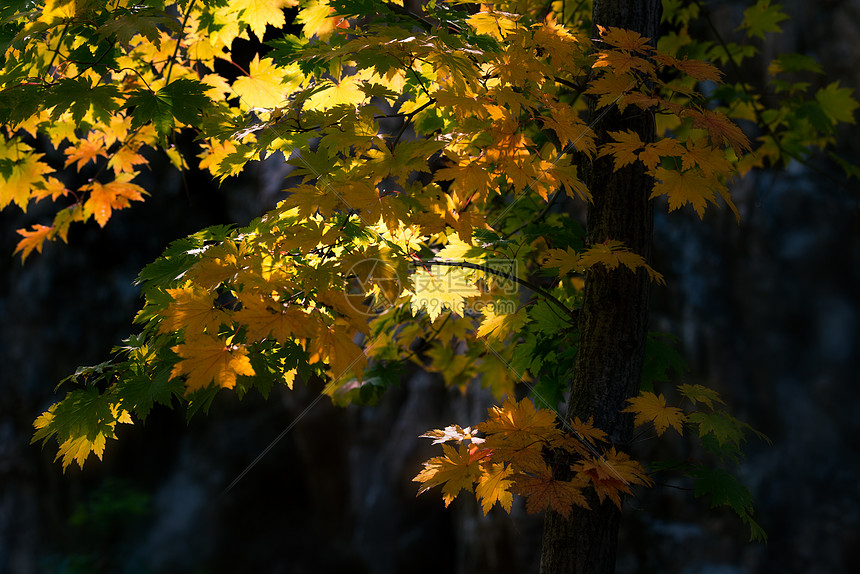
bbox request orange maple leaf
[514,462,590,518]
[170,334,255,393]
[158,286,230,335]
[573,448,652,508]
[623,392,686,436]
[479,397,561,446]
[655,53,723,82]
[64,134,108,170]
[14,224,54,261]
[82,175,147,227]
[683,108,751,152]
[234,293,318,343]
[593,49,653,76]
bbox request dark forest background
[1,1,859,572]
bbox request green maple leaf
[816,81,859,125]
[739,0,788,39]
[126,88,174,139]
[115,365,184,420]
[97,7,180,46]
[162,78,212,127]
[45,78,121,125]
[690,466,766,541]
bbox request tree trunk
[539,1,661,573]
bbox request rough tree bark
[539,1,661,573]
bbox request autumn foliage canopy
[3,0,857,542]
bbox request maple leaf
[739,0,788,39]
[599,130,645,170]
[170,334,255,393]
[108,144,148,175]
[466,10,519,40]
[235,294,318,343]
[0,152,54,209]
[569,416,608,446]
[598,26,653,54]
[573,448,651,509]
[476,305,529,344]
[678,383,725,409]
[420,425,484,445]
[683,108,751,152]
[476,463,514,514]
[233,0,298,41]
[64,134,109,170]
[650,167,724,218]
[815,81,859,125]
[479,397,561,446]
[578,240,664,284]
[688,411,748,448]
[310,322,367,381]
[14,224,54,262]
[514,462,589,518]
[409,264,480,323]
[655,53,723,82]
[680,138,733,177]
[623,391,686,436]
[82,175,147,227]
[158,286,230,335]
[542,246,581,276]
[414,443,483,506]
[689,466,765,541]
[232,55,299,111]
[593,49,653,76]
[638,137,685,170]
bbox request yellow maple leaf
[409,264,480,323]
[170,334,255,393]
[0,149,54,209]
[577,240,665,284]
[650,167,725,219]
[297,0,347,41]
[14,224,54,262]
[414,443,483,506]
[232,55,299,111]
[310,322,367,381]
[623,391,686,436]
[599,130,645,170]
[82,175,147,227]
[466,10,519,40]
[476,305,528,343]
[476,463,514,514]
[304,76,366,111]
[232,0,298,41]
